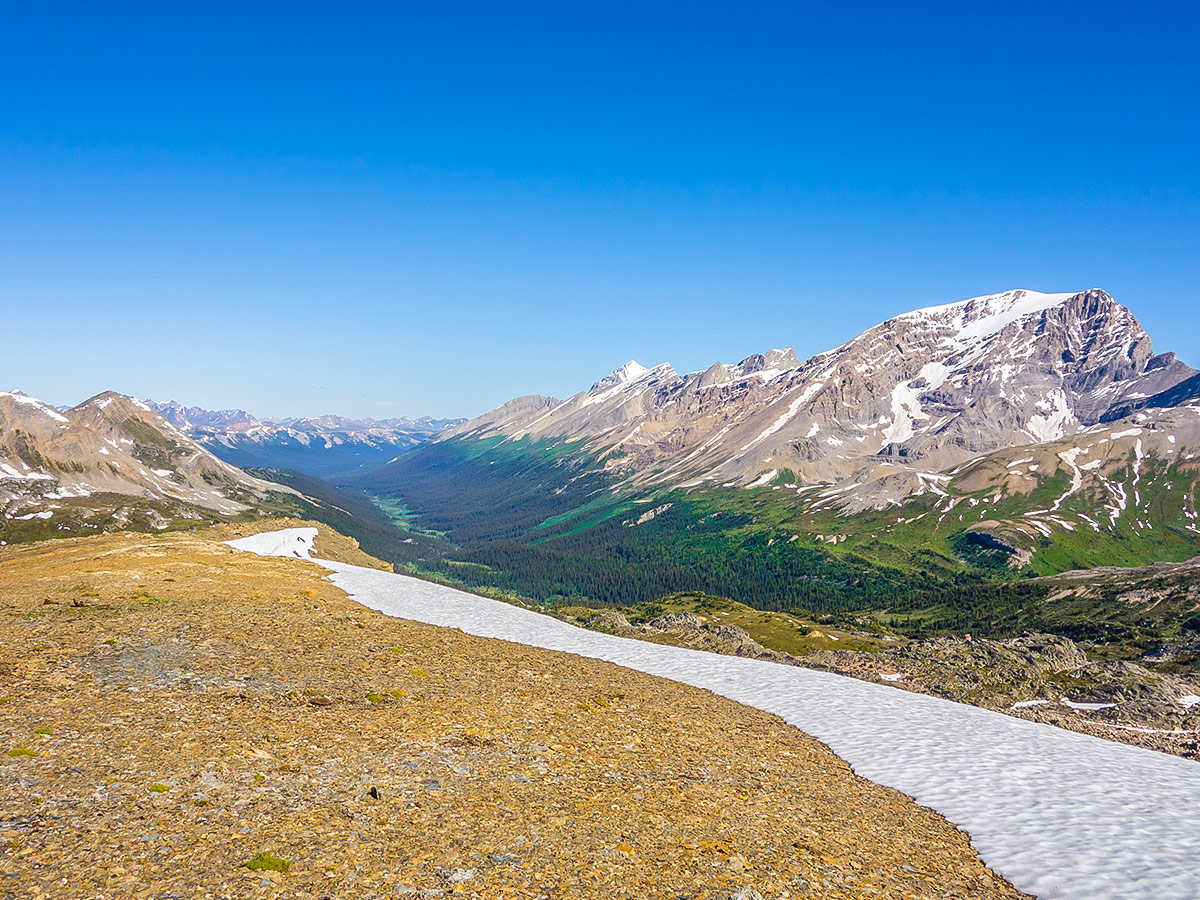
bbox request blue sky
[2,2,1198,419]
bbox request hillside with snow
[0,390,293,539]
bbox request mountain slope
[151,401,465,478]
[0,390,293,539]
[442,289,1194,507]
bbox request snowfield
[229,529,1200,900]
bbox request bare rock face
[440,289,1198,510]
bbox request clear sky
[2,2,1198,419]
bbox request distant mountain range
[345,289,1200,624]
[146,401,465,478]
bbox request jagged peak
[590,360,649,393]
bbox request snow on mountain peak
[0,390,69,423]
[588,361,649,394]
[582,360,676,408]
[613,360,648,382]
[900,289,1083,343]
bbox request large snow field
[229,529,1200,900]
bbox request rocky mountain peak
[433,288,1198,511]
[589,360,650,394]
[733,347,801,378]
[153,400,259,430]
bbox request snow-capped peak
[611,360,648,383]
[588,361,649,394]
[583,360,676,407]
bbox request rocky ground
[0,523,1026,900]
[567,610,1200,760]
[804,634,1200,759]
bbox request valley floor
[237,529,1200,900]
[1,525,1022,899]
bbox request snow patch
[0,462,54,482]
[746,469,778,489]
[226,527,317,559]
[1061,698,1119,712]
[1026,389,1072,443]
[880,362,950,445]
[1109,428,1143,440]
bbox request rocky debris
[0,526,1027,899]
[569,602,1200,759]
[580,609,778,659]
[807,632,1200,759]
[1142,639,1200,668]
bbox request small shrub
[149,783,170,793]
[6,747,35,758]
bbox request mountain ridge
[149,400,466,478]
[438,289,1197,511]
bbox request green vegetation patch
[243,852,291,873]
